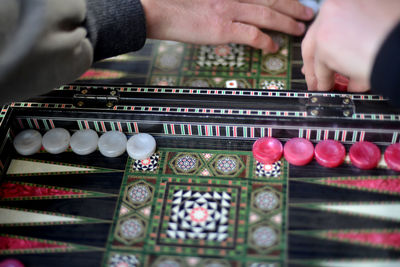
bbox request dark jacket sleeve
[0,0,147,105]
[85,0,146,61]
[371,21,400,108]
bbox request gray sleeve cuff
[85,0,146,61]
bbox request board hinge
[73,87,119,108]
[306,95,355,118]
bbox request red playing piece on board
[333,73,349,92]
[252,137,283,164]
[283,138,314,166]
[349,141,381,170]
[314,140,346,168]
[0,259,25,267]
[384,143,400,172]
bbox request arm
[301,0,400,98]
[0,0,313,104]
[142,0,314,52]
[85,0,146,61]
[0,0,146,104]
[0,0,93,104]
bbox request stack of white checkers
[13,128,156,160]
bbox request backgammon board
[75,34,306,91]
[1,35,400,266]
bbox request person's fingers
[314,54,335,91]
[347,79,370,93]
[301,23,317,90]
[233,3,306,36]
[229,22,279,52]
[239,0,314,21]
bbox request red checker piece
[284,138,314,166]
[384,143,400,172]
[333,73,349,92]
[0,259,25,267]
[349,141,381,170]
[315,140,346,168]
[252,137,283,164]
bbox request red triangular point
[324,230,400,249]
[323,177,400,194]
[0,182,85,199]
[0,236,69,250]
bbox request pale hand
[141,0,314,53]
[302,0,400,92]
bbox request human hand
[302,0,400,92]
[141,0,314,53]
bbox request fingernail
[305,7,314,18]
[298,22,306,33]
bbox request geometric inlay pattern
[199,258,231,267]
[129,184,150,203]
[252,226,277,247]
[262,54,287,75]
[109,253,140,267]
[248,223,280,253]
[132,154,159,172]
[151,76,177,86]
[166,152,250,178]
[253,190,280,213]
[177,156,198,172]
[256,161,281,178]
[121,219,143,239]
[260,79,286,90]
[146,175,250,258]
[124,181,154,209]
[195,44,247,69]
[155,52,181,71]
[151,256,185,267]
[210,154,245,177]
[169,153,203,175]
[215,157,238,174]
[115,215,146,245]
[105,147,287,265]
[153,42,184,72]
[248,263,279,267]
[167,190,231,241]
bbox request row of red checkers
[252,137,400,171]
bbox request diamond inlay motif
[167,190,231,241]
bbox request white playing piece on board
[13,129,42,156]
[98,130,127,157]
[42,128,70,154]
[126,133,156,160]
[70,129,99,155]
